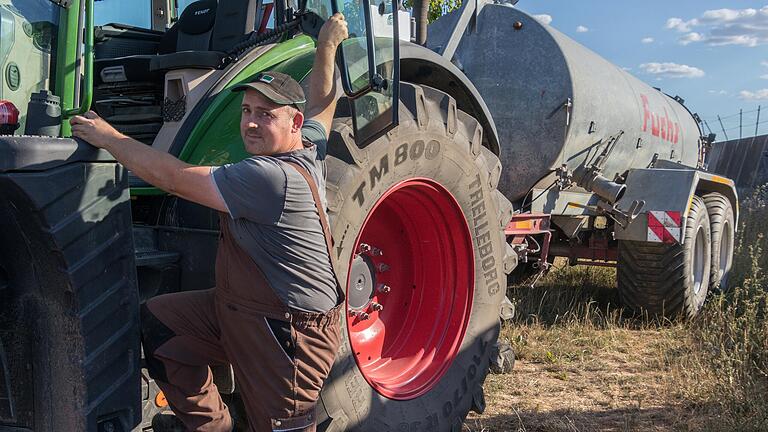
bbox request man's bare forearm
[306,14,348,134]
[102,134,191,195]
[306,42,339,130]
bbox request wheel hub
[348,253,376,310]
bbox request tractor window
[0,0,59,130]
[177,0,197,16]
[95,0,152,28]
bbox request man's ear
[292,110,305,132]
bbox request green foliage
[402,0,462,23]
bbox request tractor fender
[399,42,500,156]
[614,164,738,244]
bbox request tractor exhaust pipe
[413,0,429,45]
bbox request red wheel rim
[346,178,475,400]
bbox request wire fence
[700,106,766,142]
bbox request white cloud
[708,89,729,95]
[762,60,768,68]
[679,32,704,45]
[641,37,654,44]
[576,25,589,33]
[666,17,698,32]
[739,89,768,100]
[761,74,768,80]
[639,62,705,79]
[533,14,552,25]
[666,6,768,47]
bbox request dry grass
[468,186,768,431]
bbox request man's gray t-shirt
[211,120,338,313]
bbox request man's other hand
[70,110,124,149]
[317,13,348,50]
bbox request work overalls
[141,162,343,432]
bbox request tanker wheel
[317,83,515,431]
[617,195,712,319]
[703,193,734,292]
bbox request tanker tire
[702,193,735,293]
[317,83,513,431]
[617,195,711,319]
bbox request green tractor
[0,0,513,430]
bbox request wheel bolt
[377,263,390,272]
[358,243,371,254]
[371,302,383,311]
[359,312,370,320]
[377,284,391,293]
[371,247,383,256]
[349,310,358,317]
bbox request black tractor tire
[317,83,515,431]
[0,160,140,432]
[703,193,735,292]
[617,195,712,318]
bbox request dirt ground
[465,329,701,432]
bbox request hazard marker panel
[647,211,682,244]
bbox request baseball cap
[232,71,306,111]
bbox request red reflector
[0,100,20,134]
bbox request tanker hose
[220,19,301,68]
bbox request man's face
[240,89,303,155]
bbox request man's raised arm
[305,13,349,137]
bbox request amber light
[155,391,168,408]
[514,220,534,230]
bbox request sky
[514,1,768,141]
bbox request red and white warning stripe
[647,211,682,244]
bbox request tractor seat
[95,0,234,85]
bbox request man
[70,14,349,432]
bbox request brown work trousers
[142,214,342,431]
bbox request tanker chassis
[0,0,737,431]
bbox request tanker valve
[596,199,645,229]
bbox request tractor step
[135,249,180,267]
[133,226,180,267]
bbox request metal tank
[427,3,705,205]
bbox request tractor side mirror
[332,0,400,147]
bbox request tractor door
[308,0,400,146]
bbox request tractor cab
[0,0,401,151]
[87,0,401,151]
[91,0,277,148]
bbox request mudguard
[614,162,738,244]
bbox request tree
[403,0,462,23]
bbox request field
[468,187,768,432]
